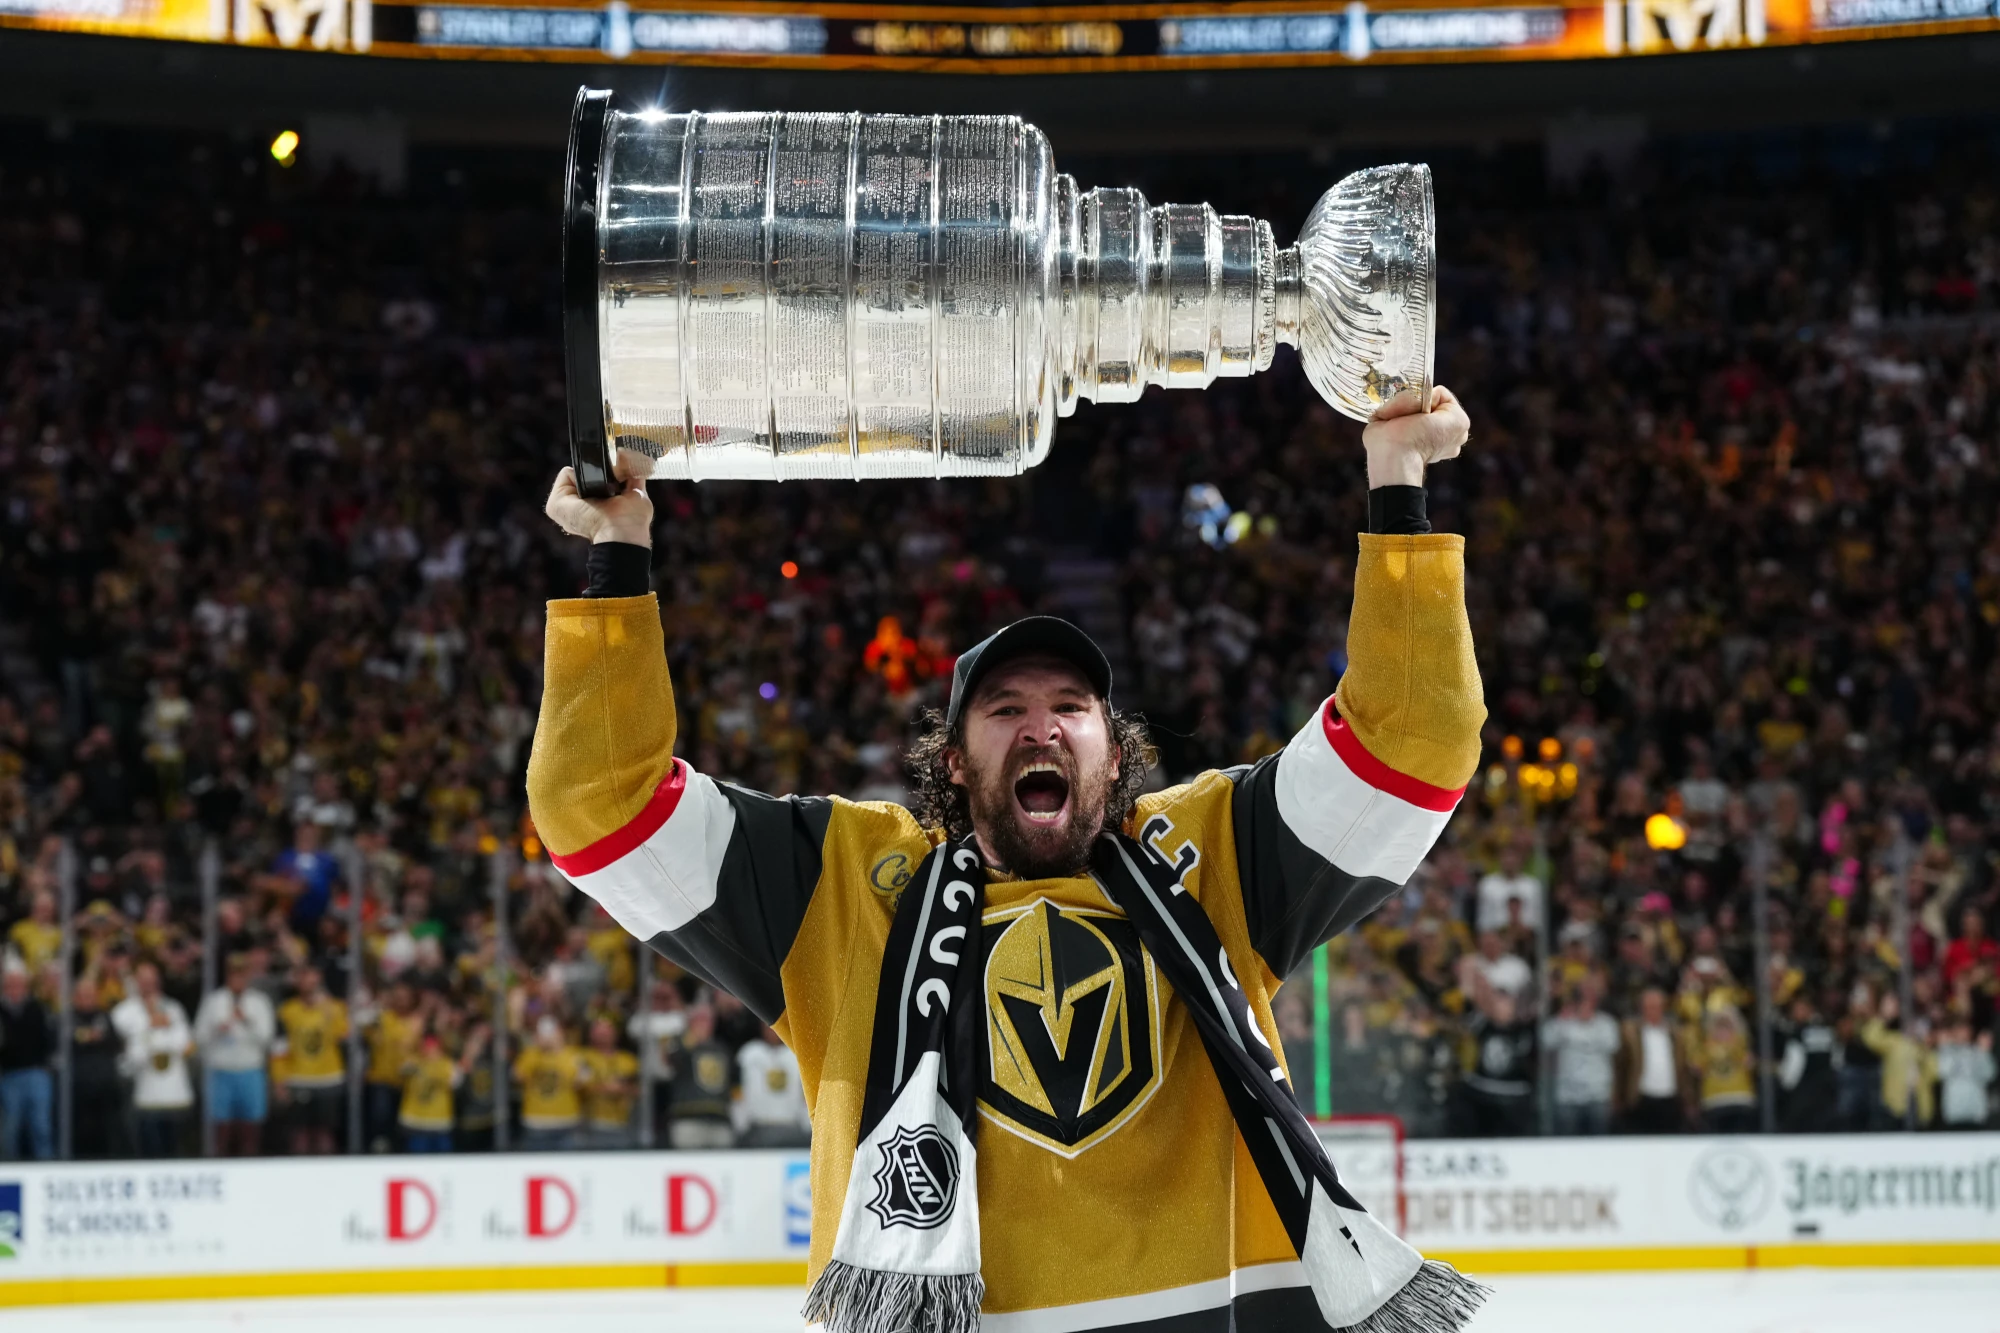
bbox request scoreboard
[2,0,1995,71]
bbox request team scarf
[803,830,1490,1333]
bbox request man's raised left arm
[1231,386,1485,979]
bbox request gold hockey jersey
[525,533,1483,1331]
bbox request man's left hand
[1362,384,1470,488]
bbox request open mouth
[1013,761,1072,825]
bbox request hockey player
[528,386,1486,1333]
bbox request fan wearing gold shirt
[363,983,422,1153]
[398,1030,463,1153]
[578,1016,640,1149]
[274,965,348,1156]
[513,1015,585,1150]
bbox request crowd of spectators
[0,113,1995,1159]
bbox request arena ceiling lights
[4,0,1997,71]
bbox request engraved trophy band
[563,86,1435,494]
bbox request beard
[962,742,1119,880]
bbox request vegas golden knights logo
[234,0,365,49]
[980,899,1162,1158]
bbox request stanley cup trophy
[562,86,1436,496]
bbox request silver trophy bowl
[562,88,1434,494]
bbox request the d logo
[667,1173,718,1235]
[386,1179,436,1242]
[526,1176,577,1239]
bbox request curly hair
[906,705,1157,844]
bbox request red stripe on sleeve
[547,759,688,877]
[1321,705,1467,813]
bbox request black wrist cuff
[586,541,654,598]
[1368,485,1431,536]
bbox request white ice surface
[8,1269,1999,1333]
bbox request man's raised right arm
[525,469,832,1024]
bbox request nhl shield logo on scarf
[868,1125,961,1230]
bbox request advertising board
[0,1151,810,1305]
[0,1135,1994,1307]
[1405,1132,2000,1268]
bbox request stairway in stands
[1038,550,1131,689]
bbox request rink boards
[1,1134,1997,1306]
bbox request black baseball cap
[945,616,1113,732]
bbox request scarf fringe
[1337,1259,1492,1333]
[802,1260,985,1333]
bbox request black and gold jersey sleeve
[524,593,833,1024]
[1222,533,1484,980]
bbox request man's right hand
[546,467,654,548]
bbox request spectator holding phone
[398,1028,460,1153]
[513,1015,583,1150]
[1456,955,1538,1136]
[1690,1007,1758,1134]
[665,1005,736,1150]
[578,1017,639,1149]
[628,977,686,1144]
[440,1015,492,1153]
[1862,994,1936,1128]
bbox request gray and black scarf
[803,830,1489,1333]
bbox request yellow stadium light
[1538,737,1562,761]
[1645,813,1688,851]
[270,130,300,165]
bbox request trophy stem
[1058,181,1283,408]
[1272,245,1304,349]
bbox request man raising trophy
[529,94,1487,1333]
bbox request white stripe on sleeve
[1273,703,1457,884]
[553,769,738,938]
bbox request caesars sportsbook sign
[1399,1132,2000,1255]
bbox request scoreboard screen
[3,0,1994,71]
